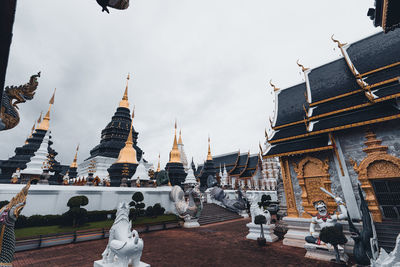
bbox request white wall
[0,184,175,217]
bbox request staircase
[198,203,243,226]
[375,220,400,252]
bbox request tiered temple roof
[265,31,400,158]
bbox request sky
[1,0,380,168]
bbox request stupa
[165,121,187,187]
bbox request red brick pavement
[14,219,342,267]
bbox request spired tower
[0,90,64,183]
[107,110,139,187]
[78,75,143,180]
[67,145,79,179]
[198,137,216,191]
[177,130,189,171]
[165,121,187,187]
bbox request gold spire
[207,136,213,161]
[178,129,183,145]
[116,110,138,164]
[37,89,56,131]
[37,112,42,125]
[169,120,181,163]
[157,153,161,172]
[70,144,79,168]
[119,74,130,108]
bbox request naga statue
[170,184,202,224]
[99,202,146,267]
[210,187,246,213]
[0,182,31,266]
[0,72,40,131]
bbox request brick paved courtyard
[14,218,341,267]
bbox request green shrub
[129,192,145,220]
[152,203,165,217]
[145,206,154,217]
[63,195,89,227]
[0,200,9,209]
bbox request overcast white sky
[1,0,380,168]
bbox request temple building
[78,76,143,180]
[0,90,67,183]
[197,137,217,190]
[264,30,400,252]
[368,0,400,33]
[107,110,139,187]
[165,122,187,187]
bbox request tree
[63,196,89,227]
[254,215,267,246]
[129,192,145,220]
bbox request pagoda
[177,130,189,171]
[78,75,143,180]
[131,158,150,187]
[0,90,64,183]
[197,137,216,191]
[67,145,79,179]
[107,109,139,187]
[165,121,187,187]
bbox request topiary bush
[129,192,145,220]
[0,200,9,209]
[152,203,165,217]
[63,195,89,227]
[258,194,272,210]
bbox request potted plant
[254,214,267,246]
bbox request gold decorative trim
[358,62,400,78]
[269,114,400,144]
[382,0,389,31]
[280,157,299,217]
[263,145,333,159]
[350,128,400,222]
[293,156,336,217]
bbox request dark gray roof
[274,83,307,127]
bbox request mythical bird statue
[0,182,31,266]
[0,72,40,131]
[210,187,246,213]
[101,202,144,267]
[170,185,202,221]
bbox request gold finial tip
[331,34,347,47]
[296,59,309,72]
[269,79,280,92]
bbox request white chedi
[95,202,149,267]
[220,164,228,187]
[132,159,150,181]
[183,168,197,185]
[21,131,54,176]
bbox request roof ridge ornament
[269,80,280,92]
[296,60,309,72]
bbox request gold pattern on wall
[293,156,336,217]
[350,128,400,222]
[279,157,299,217]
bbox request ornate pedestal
[93,260,150,267]
[183,218,200,228]
[246,223,278,242]
[304,243,348,263]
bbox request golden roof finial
[70,144,79,168]
[331,34,347,48]
[157,153,161,172]
[169,120,181,163]
[119,73,130,108]
[269,79,280,92]
[207,135,213,161]
[37,112,42,125]
[115,110,138,164]
[37,88,56,131]
[178,129,183,145]
[296,60,309,72]
[264,128,269,140]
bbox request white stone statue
[246,194,277,242]
[94,202,149,267]
[169,185,202,228]
[372,233,400,267]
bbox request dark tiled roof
[274,83,307,127]
[307,58,359,104]
[346,30,400,75]
[229,154,249,175]
[270,124,307,141]
[240,155,259,178]
[310,92,368,117]
[265,134,331,157]
[212,152,239,169]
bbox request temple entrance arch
[350,129,400,222]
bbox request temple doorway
[371,178,400,220]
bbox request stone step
[198,203,242,226]
[375,220,400,253]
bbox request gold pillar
[279,157,299,217]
